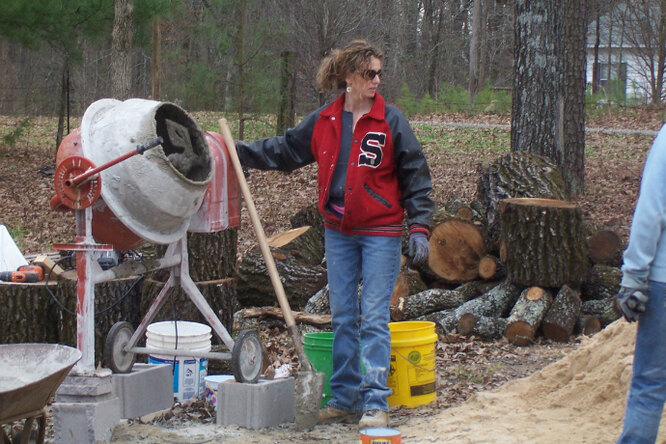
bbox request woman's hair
[316,40,383,91]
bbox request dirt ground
[1,109,665,442]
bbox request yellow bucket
[386,321,437,408]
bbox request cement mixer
[50,98,262,383]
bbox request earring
[346,86,351,93]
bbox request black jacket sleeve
[386,104,434,229]
[235,108,320,172]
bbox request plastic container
[303,331,334,407]
[146,321,212,402]
[386,321,437,408]
[203,374,234,410]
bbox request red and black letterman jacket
[236,92,433,237]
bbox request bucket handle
[391,347,436,373]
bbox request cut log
[454,279,521,320]
[478,255,506,281]
[239,306,331,326]
[581,264,621,301]
[542,285,582,342]
[476,151,568,249]
[581,297,621,327]
[505,286,553,346]
[576,315,602,335]
[290,204,324,241]
[458,314,508,339]
[419,309,457,335]
[304,284,330,315]
[427,218,486,283]
[390,282,493,321]
[500,198,589,288]
[236,226,327,309]
[586,229,624,267]
[390,267,428,309]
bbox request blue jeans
[323,227,401,413]
[618,280,666,444]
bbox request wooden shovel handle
[218,119,312,368]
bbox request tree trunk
[290,204,324,242]
[468,0,483,100]
[151,16,161,100]
[560,0,588,196]
[476,152,568,248]
[276,51,295,135]
[390,282,492,322]
[505,286,553,346]
[500,198,589,288]
[236,226,327,309]
[111,0,134,99]
[458,314,507,339]
[478,255,506,281]
[586,229,624,267]
[542,284,582,342]
[427,218,486,283]
[581,264,621,301]
[184,229,238,281]
[0,281,61,344]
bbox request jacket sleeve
[235,109,319,172]
[621,124,666,289]
[386,104,434,230]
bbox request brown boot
[358,409,389,429]
[317,406,359,424]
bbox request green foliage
[396,81,512,116]
[1,117,32,148]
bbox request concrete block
[52,396,120,444]
[217,377,295,429]
[112,363,174,419]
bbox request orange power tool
[0,265,44,283]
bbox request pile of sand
[401,319,666,443]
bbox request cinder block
[52,396,120,444]
[112,363,174,419]
[217,377,295,429]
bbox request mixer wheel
[231,329,263,383]
[104,321,137,373]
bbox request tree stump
[236,226,327,309]
[542,285,582,342]
[586,229,624,267]
[458,314,508,339]
[55,275,145,365]
[500,198,588,288]
[476,151,568,249]
[581,264,621,301]
[141,277,236,344]
[478,255,506,281]
[0,281,61,344]
[505,286,553,346]
[427,218,486,283]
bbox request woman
[236,39,433,428]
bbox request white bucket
[203,374,235,410]
[146,321,212,402]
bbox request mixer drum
[80,98,213,245]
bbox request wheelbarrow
[0,343,81,444]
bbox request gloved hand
[617,287,649,322]
[408,232,429,266]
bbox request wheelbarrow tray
[0,344,81,423]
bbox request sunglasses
[361,69,383,80]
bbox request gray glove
[617,287,649,322]
[408,232,429,266]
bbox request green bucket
[303,332,334,407]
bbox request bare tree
[111,0,134,100]
[622,0,666,103]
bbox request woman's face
[346,56,382,100]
